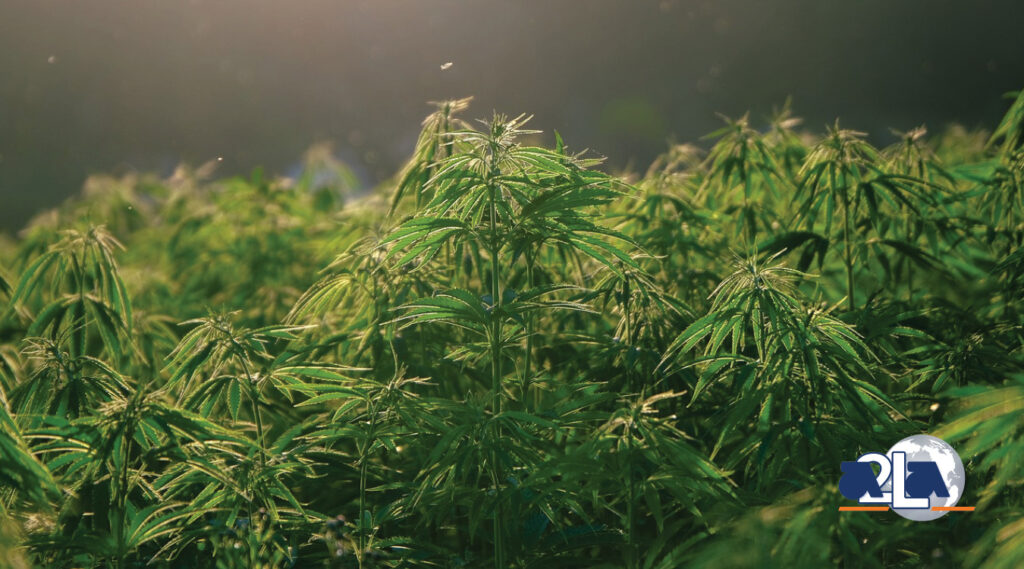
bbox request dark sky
[2,0,1023,231]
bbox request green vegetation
[2,91,1024,568]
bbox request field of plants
[1,91,1024,568]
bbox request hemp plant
[792,124,936,310]
[381,105,637,567]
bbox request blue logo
[838,434,971,521]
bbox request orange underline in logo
[838,506,975,512]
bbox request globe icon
[881,434,966,521]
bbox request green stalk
[358,458,368,568]
[250,395,265,465]
[234,348,269,540]
[905,216,914,301]
[113,398,139,569]
[488,182,502,412]
[238,355,266,469]
[523,251,535,410]
[839,168,856,312]
[743,174,754,245]
[487,150,506,569]
[113,436,129,569]
[622,272,635,394]
[71,256,86,359]
[624,416,637,569]
[357,402,379,569]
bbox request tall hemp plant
[380,103,639,567]
[698,113,790,245]
[791,124,936,310]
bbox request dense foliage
[2,92,1024,568]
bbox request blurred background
[2,0,1023,231]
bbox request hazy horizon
[3,0,1023,231]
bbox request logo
[838,434,973,520]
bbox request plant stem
[358,459,368,569]
[841,172,855,312]
[487,152,506,569]
[251,397,264,454]
[357,404,378,569]
[523,251,535,410]
[905,217,914,302]
[624,416,637,569]
[623,272,634,393]
[113,398,139,569]
[489,186,502,412]
[239,357,266,469]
